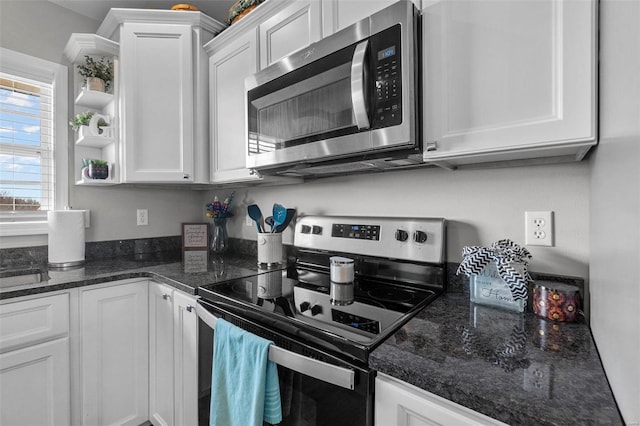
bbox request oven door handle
[351,40,370,130]
[195,303,356,390]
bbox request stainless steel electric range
[197,215,446,426]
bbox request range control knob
[301,225,312,234]
[312,225,323,235]
[413,230,428,244]
[299,301,311,312]
[310,305,323,316]
[395,229,409,242]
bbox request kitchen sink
[0,267,48,288]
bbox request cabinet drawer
[0,293,69,353]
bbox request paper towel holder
[47,209,86,269]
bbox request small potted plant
[69,111,108,136]
[82,159,109,180]
[77,55,113,92]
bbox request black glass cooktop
[198,266,440,363]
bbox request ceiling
[48,0,237,24]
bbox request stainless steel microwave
[245,0,422,176]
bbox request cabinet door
[375,374,507,426]
[81,281,148,426]
[173,291,199,426]
[0,338,70,426]
[321,0,399,35]
[210,29,260,183]
[422,0,597,166]
[120,23,194,182]
[0,292,69,353]
[149,283,175,426]
[259,0,322,69]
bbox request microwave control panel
[371,24,402,129]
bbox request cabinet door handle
[186,305,194,313]
[162,294,171,300]
[183,174,190,179]
[426,140,438,152]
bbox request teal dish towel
[210,318,282,426]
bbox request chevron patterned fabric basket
[457,239,532,313]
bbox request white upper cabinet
[204,2,302,185]
[119,23,195,182]
[208,29,260,183]
[97,9,224,184]
[321,0,408,35]
[422,0,597,167]
[259,0,322,69]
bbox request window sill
[0,221,48,237]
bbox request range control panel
[295,216,446,264]
[331,224,381,240]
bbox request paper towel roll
[48,210,85,267]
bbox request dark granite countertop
[0,254,273,300]
[1,254,622,425]
[369,291,623,425]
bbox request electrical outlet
[524,362,552,398]
[137,209,148,226]
[525,211,553,246]
[245,213,253,227]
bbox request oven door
[196,299,374,426]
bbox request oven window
[270,366,368,426]
[199,366,369,426]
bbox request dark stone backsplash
[2,238,583,299]
[0,236,284,268]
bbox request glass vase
[211,217,229,255]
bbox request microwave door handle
[351,40,370,130]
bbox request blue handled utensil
[247,204,264,232]
[272,204,287,233]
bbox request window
[0,48,68,236]
[0,76,53,212]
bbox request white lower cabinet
[1,279,198,426]
[79,280,149,426]
[149,282,199,426]
[375,373,507,426]
[0,293,71,426]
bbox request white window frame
[0,48,68,236]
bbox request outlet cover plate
[525,211,553,246]
[137,209,148,226]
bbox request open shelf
[75,89,114,109]
[75,125,116,148]
[75,178,119,186]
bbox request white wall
[590,0,640,424]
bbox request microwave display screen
[378,46,396,60]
